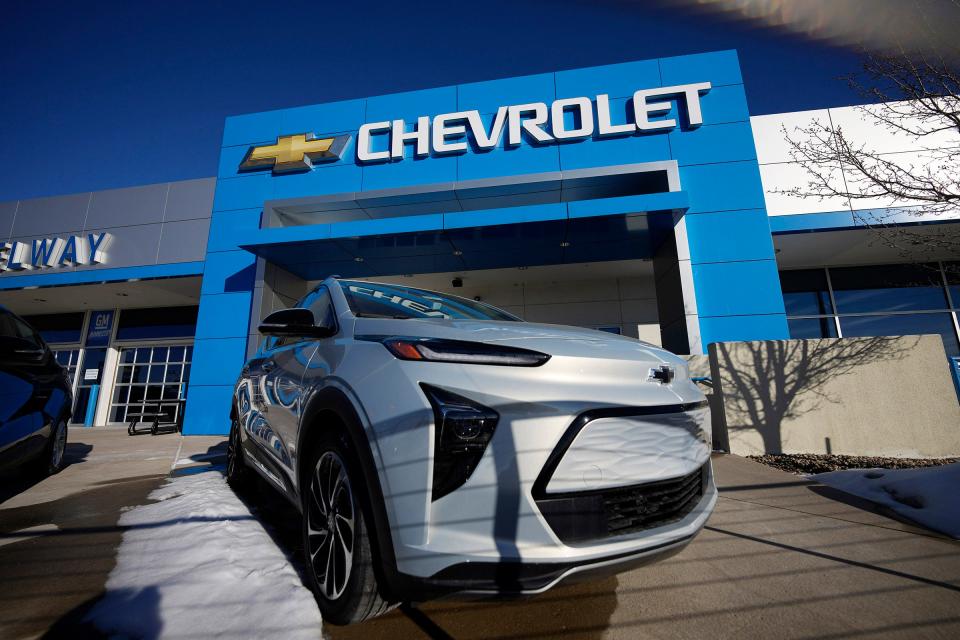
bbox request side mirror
[0,336,46,362]
[258,308,336,338]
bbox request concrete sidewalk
[0,426,223,640]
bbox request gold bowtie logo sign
[239,133,351,174]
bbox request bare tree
[783,50,960,259]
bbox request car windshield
[339,281,520,321]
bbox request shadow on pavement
[0,473,166,639]
[227,473,620,639]
[0,441,93,505]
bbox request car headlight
[420,384,499,501]
[357,336,550,367]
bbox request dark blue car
[0,306,72,476]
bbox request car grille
[535,465,706,544]
[603,466,704,536]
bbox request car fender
[296,381,408,601]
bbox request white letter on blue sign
[357,121,391,162]
[551,97,594,140]
[466,107,508,150]
[596,94,636,137]
[390,117,431,159]
[432,112,470,155]
[508,103,551,146]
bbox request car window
[339,281,520,321]
[12,316,41,345]
[0,311,41,347]
[267,287,336,350]
[303,287,336,329]
[0,311,18,338]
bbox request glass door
[71,348,108,425]
[109,344,192,425]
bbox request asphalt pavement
[1,427,958,639]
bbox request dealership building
[1,49,958,436]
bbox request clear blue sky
[0,0,867,202]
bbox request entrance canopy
[238,162,688,279]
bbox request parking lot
[1,428,958,639]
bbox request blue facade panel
[190,337,249,386]
[183,385,237,436]
[683,209,775,264]
[206,209,264,252]
[659,49,742,86]
[194,292,253,340]
[698,314,791,347]
[366,86,458,122]
[200,250,257,295]
[457,72,556,113]
[680,162,768,214]
[554,58,661,99]
[669,122,757,166]
[691,260,787,317]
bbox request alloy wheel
[306,451,356,601]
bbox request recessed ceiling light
[354,257,364,262]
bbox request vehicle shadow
[0,441,93,505]
[228,475,619,640]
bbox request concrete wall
[707,335,960,458]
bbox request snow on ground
[814,462,960,539]
[84,470,324,638]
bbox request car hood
[351,317,678,364]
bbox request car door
[0,311,67,469]
[251,287,337,484]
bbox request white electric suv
[228,276,716,624]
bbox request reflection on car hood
[352,318,675,363]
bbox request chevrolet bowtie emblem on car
[649,364,675,384]
[239,133,351,174]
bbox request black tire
[302,430,393,625]
[226,418,253,490]
[33,418,67,477]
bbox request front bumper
[345,342,716,587]
[421,529,698,596]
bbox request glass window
[788,317,839,339]
[944,262,960,309]
[110,344,192,424]
[22,312,84,344]
[116,306,199,341]
[780,269,833,316]
[339,281,520,321]
[830,264,948,313]
[839,313,959,357]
